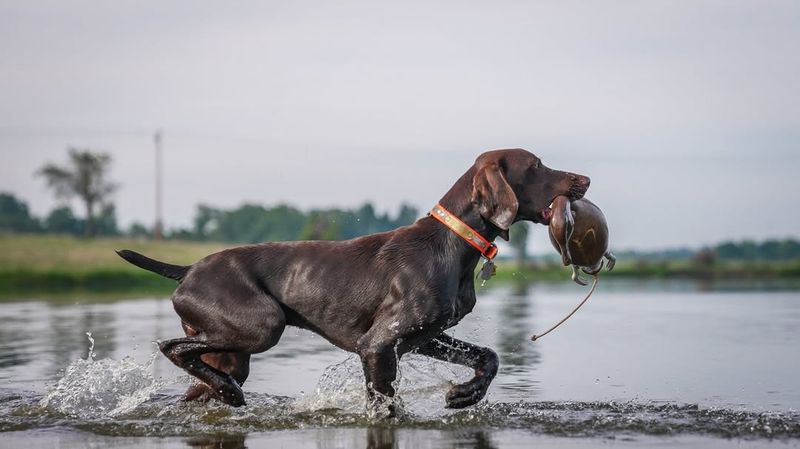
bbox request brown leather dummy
[548,196,616,285]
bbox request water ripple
[3,389,799,440]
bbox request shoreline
[2,263,799,299]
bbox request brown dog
[117,148,590,411]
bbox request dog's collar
[429,204,498,260]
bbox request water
[1,279,799,448]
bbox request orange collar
[430,204,498,260]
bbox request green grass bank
[0,234,226,297]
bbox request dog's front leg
[356,339,399,415]
[413,333,499,408]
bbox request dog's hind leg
[179,321,253,402]
[413,333,499,408]
[183,352,251,402]
[159,338,249,406]
[164,291,286,406]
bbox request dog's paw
[214,379,246,407]
[445,379,488,409]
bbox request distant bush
[0,192,41,233]
[0,191,419,244]
[714,239,800,261]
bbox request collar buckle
[484,243,498,260]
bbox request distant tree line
[0,191,420,243]
[714,240,800,261]
[612,239,800,262]
[0,192,119,236]
[178,201,420,243]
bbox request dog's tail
[116,249,190,282]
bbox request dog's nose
[569,173,592,189]
[567,173,590,200]
[570,174,590,188]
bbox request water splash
[295,354,472,417]
[39,333,163,418]
[295,355,366,414]
[86,331,95,360]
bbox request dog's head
[472,148,590,240]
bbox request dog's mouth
[534,202,555,225]
[568,184,589,201]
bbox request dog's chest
[446,283,477,327]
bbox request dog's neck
[436,167,504,245]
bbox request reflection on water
[494,281,541,392]
[0,279,799,447]
[177,429,400,449]
[200,429,499,449]
[366,427,394,449]
[185,434,247,449]
[363,427,496,449]
[0,425,508,449]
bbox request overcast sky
[1,1,798,253]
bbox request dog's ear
[472,162,518,240]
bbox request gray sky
[1,1,798,253]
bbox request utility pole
[154,129,163,241]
